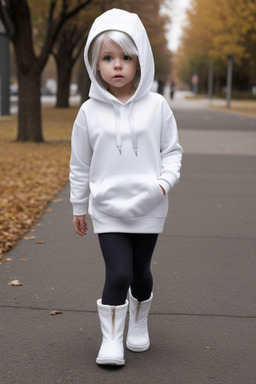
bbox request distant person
[170,81,176,99]
[69,8,183,367]
[157,80,165,95]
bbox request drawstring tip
[134,148,138,156]
[118,146,122,155]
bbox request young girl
[70,8,183,366]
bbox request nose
[114,58,122,69]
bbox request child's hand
[73,215,88,236]
[159,185,166,196]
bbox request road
[1,92,256,383]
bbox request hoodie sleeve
[158,100,183,194]
[69,106,93,215]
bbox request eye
[103,56,112,61]
[123,55,132,61]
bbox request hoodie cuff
[72,204,87,216]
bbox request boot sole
[96,357,125,366]
[126,342,150,352]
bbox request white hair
[88,30,141,89]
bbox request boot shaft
[97,299,128,341]
[128,290,153,324]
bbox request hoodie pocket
[94,175,164,218]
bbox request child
[69,8,183,366]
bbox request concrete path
[1,92,256,384]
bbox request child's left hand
[73,215,88,236]
[159,185,166,196]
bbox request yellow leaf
[4,258,13,262]
[49,310,63,316]
[8,279,23,286]
[52,198,62,203]
[23,236,36,240]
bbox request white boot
[126,289,153,352]
[96,299,128,366]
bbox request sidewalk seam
[1,305,256,319]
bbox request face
[97,39,139,97]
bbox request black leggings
[98,233,158,306]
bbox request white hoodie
[70,9,183,234]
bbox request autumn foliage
[177,0,256,91]
[0,108,76,259]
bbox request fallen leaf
[23,236,36,240]
[19,258,28,262]
[8,279,23,286]
[4,258,13,262]
[35,240,46,244]
[49,310,63,316]
[52,198,62,203]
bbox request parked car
[41,88,54,96]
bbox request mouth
[113,75,124,79]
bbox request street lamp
[0,18,10,116]
[226,54,233,109]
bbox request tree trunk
[78,55,91,103]
[10,0,43,142]
[17,65,43,141]
[55,58,72,108]
[2,0,93,140]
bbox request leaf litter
[0,107,76,260]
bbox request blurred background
[1,0,255,121]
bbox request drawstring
[113,103,138,156]
[114,104,122,154]
[128,103,138,156]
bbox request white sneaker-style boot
[96,299,128,366]
[126,289,153,352]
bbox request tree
[53,22,88,108]
[52,4,102,108]
[177,0,256,92]
[0,0,93,141]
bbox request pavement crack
[1,304,256,319]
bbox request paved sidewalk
[0,94,256,384]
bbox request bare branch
[73,25,88,48]
[49,0,58,22]
[73,35,87,63]
[38,0,93,70]
[62,0,68,15]
[63,0,93,22]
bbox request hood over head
[84,8,155,105]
